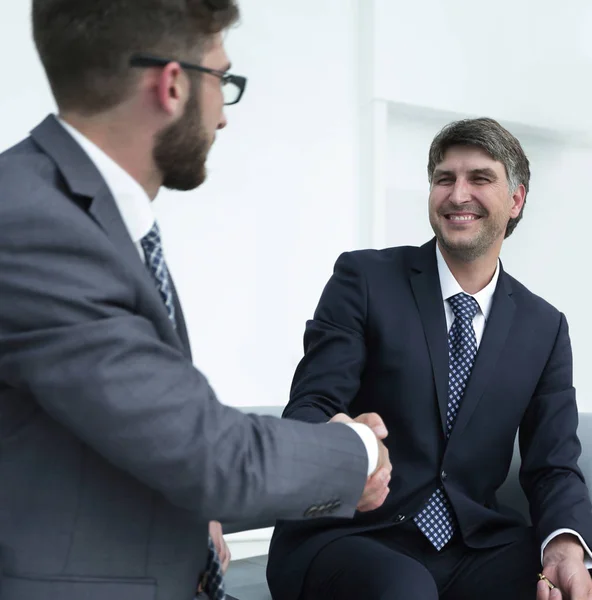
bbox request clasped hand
[330,412,392,512]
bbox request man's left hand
[197,521,232,594]
[539,534,592,599]
[209,520,231,574]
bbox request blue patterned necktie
[140,222,176,326]
[414,292,480,551]
[203,537,226,600]
[140,222,226,600]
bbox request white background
[371,0,592,411]
[1,0,362,409]
[2,0,592,412]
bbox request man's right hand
[329,412,392,512]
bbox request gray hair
[427,117,530,238]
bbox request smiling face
[428,145,525,262]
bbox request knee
[378,575,438,600]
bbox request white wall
[0,3,56,146]
[367,0,592,410]
[1,0,362,408]
[373,0,592,140]
[158,0,361,407]
[4,0,592,416]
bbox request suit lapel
[409,239,450,433]
[450,270,515,439]
[169,277,193,359]
[30,115,186,354]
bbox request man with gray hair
[267,118,592,599]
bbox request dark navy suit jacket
[267,239,592,600]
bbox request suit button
[304,506,319,518]
[441,470,448,481]
[396,514,405,522]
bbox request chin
[441,237,488,262]
[447,232,478,246]
[162,163,207,192]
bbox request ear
[509,184,526,218]
[155,62,188,117]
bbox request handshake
[330,412,392,513]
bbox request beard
[153,83,211,192]
[429,202,507,262]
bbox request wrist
[543,533,585,566]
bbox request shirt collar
[435,243,499,320]
[57,118,154,244]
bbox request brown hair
[33,0,239,114]
[427,117,530,238]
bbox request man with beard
[266,118,592,600]
[0,1,393,599]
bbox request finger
[537,579,551,600]
[369,468,391,491]
[358,485,390,512]
[378,446,392,474]
[209,520,221,536]
[363,485,390,511]
[355,413,388,439]
[358,472,391,511]
[550,587,562,599]
[357,484,388,512]
[222,547,231,573]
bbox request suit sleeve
[0,187,368,524]
[518,313,592,548]
[283,252,368,423]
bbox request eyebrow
[470,168,498,179]
[432,167,498,179]
[433,169,453,179]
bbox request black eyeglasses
[129,53,247,106]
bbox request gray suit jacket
[0,115,368,600]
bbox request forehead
[201,33,230,68]
[436,145,504,174]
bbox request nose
[448,178,471,205]
[217,111,228,130]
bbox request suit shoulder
[1,135,51,166]
[0,137,102,261]
[504,272,564,322]
[0,136,77,215]
[337,245,419,269]
[1,135,61,188]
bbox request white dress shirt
[58,118,154,257]
[436,244,592,564]
[436,244,499,344]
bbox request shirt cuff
[344,423,378,476]
[541,529,592,569]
